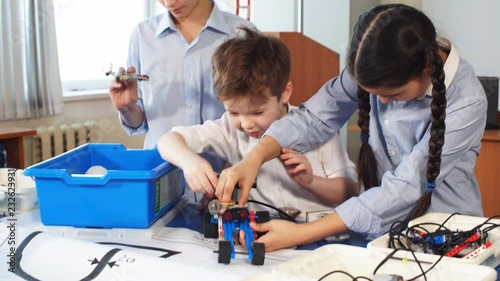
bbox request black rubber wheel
[251,242,265,265]
[255,211,270,223]
[218,240,232,264]
[203,210,218,239]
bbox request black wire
[409,248,427,281]
[436,212,461,231]
[373,249,399,275]
[317,270,372,281]
[407,254,445,281]
[246,199,296,222]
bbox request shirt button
[188,77,193,81]
[187,103,193,108]
[384,119,390,126]
[389,150,397,157]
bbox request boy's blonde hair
[212,27,291,105]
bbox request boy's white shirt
[171,105,357,219]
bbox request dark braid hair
[357,87,379,189]
[347,4,447,219]
[408,43,446,219]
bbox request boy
[157,28,358,220]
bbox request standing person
[109,0,255,151]
[157,28,358,216]
[215,4,487,251]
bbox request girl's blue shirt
[265,43,487,238]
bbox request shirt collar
[205,4,231,34]
[154,4,230,38]
[419,39,460,99]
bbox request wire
[246,199,296,222]
[372,248,428,281]
[406,254,445,281]
[382,213,500,280]
[317,270,372,281]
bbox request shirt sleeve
[318,133,358,182]
[264,69,359,152]
[171,114,239,162]
[336,96,487,237]
[119,25,149,136]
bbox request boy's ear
[280,81,293,104]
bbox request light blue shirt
[121,4,255,149]
[265,44,487,238]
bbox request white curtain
[0,0,63,120]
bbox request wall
[303,0,350,70]
[250,0,300,32]
[0,95,145,165]
[421,0,500,109]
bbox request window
[54,0,164,93]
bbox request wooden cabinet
[474,129,500,217]
[0,127,37,169]
[266,32,340,106]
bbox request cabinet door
[474,136,500,217]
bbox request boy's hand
[109,66,139,111]
[216,157,259,206]
[182,157,219,195]
[279,148,314,189]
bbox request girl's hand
[250,220,303,252]
[279,148,314,189]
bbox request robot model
[203,200,270,265]
[105,65,149,82]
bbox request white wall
[303,0,350,69]
[422,0,500,109]
[250,0,300,32]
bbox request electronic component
[105,65,149,82]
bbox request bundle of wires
[387,213,499,257]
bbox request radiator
[28,121,98,164]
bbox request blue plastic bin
[23,144,185,229]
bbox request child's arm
[157,132,218,195]
[280,148,359,204]
[250,211,348,252]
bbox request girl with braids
[214,3,487,251]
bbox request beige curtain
[0,0,63,120]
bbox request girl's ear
[280,81,293,104]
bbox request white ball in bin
[85,165,108,176]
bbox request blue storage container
[23,143,185,229]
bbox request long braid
[350,5,400,191]
[408,43,446,219]
[357,87,380,190]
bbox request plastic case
[368,213,500,268]
[0,168,38,214]
[264,244,497,281]
[23,144,185,229]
